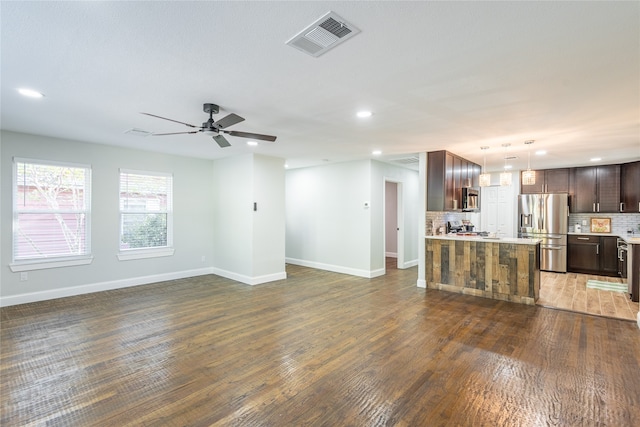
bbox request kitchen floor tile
[539,271,638,321]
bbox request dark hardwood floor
[2,261,640,426]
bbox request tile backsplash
[568,213,640,235]
[426,211,480,235]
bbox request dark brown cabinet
[601,236,619,275]
[567,235,619,277]
[520,168,569,194]
[427,150,480,211]
[570,165,620,213]
[620,161,640,213]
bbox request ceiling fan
[141,103,277,148]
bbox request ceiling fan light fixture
[247,140,258,146]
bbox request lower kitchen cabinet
[601,236,619,275]
[567,235,619,277]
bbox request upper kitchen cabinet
[570,165,620,213]
[520,168,569,194]
[620,161,640,213]
[427,150,480,211]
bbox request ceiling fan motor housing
[203,103,219,114]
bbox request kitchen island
[425,234,541,305]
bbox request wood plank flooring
[539,271,639,320]
[2,262,640,426]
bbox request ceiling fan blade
[213,113,245,130]
[152,131,199,136]
[222,130,277,142]
[213,135,231,148]
[141,112,198,128]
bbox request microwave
[461,187,479,211]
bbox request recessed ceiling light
[535,150,547,155]
[247,141,258,146]
[284,163,289,169]
[17,88,44,98]
[372,150,382,156]
[357,111,372,118]
[590,157,602,162]
[504,165,513,170]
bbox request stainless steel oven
[617,237,629,282]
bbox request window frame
[117,169,174,261]
[10,157,93,272]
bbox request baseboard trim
[416,278,426,288]
[401,258,418,269]
[211,268,287,286]
[286,257,383,279]
[385,252,398,258]
[0,267,214,307]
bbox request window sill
[10,256,94,272]
[117,248,175,261]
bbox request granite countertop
[425,234,541,245]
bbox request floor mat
[586,279,628,293]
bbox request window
[12,158,92,270]
[119,170,173,260]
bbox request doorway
[384,180,404,271]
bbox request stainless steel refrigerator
[518,193,569,273]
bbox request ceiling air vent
[391,156,419,166]
[286,11,360,57]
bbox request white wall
[371,160,420,270]
[1,131,215,305]
[211,154,254,277]
[251,154,286,279]
[211,153,286,284]
[285,160,373,276]
[285,159,419,277]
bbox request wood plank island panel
[425,237,540,304]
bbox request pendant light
[500,143,512,186]
[522,140,536,185]
[479,146,491,187]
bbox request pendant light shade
[522,140,536,185]
[479,146,491,187]
[500,171,512,186]
[500,143,511,186]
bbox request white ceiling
[2,1,639,172]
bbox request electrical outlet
[20,272,28,281]
[582,220,587,226]
[201,256,205,262]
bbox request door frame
[383,178,404,271]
